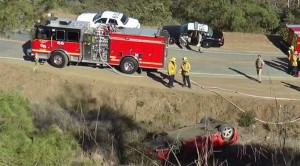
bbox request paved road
[0,35,293,80]
[167,45,290,79]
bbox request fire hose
[97,56,300,124]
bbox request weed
[238,111,256,127]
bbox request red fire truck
[282,24,300,52]
[29,17,169,74]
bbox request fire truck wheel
[49,51,68,68]
[120,57,138,74]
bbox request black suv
[162,23,224,48]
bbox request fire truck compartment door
[82,34,94,61]
[135,41,164,68]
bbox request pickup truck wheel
[169,38,175,45]
[219,125,234,141]
[120,57,138,74]
[49,51,68,68]
[202,41,211,48]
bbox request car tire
[120,57,138,74]
[202,41,211,48]
[49,51,68,68]
[219,125,234,141]
[169,38,175,45]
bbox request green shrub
[238,111,256,127]
[0,91,80,165]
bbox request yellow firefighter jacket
[168,61,177,76]
[181,62,191,76]
[291,54,298,67]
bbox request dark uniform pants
[183,75,191,88]
[292,66,298,77]
[168,75,175,87]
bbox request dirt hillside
[1,59,300,145]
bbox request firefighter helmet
[290,46,294,51]
[182,57,188,61]
[170,57,176,62]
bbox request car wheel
[49,51,68,68]
[120,57,138,74]
[169,38,175,45]
[169,140,183,154]
[219,125,234,141]
[202,41,211,48]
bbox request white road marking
[168,45,283,56]
[0,57,24,61]
[0,56,289,79]
[159,69,290,79]
[0,38,25,44]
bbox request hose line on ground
[100,57,300,125]
[190,79,300,125]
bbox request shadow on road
[266,34,287,55]
[147,71,168,86]
[264,60,288,73]
[147,71,183,87]
[22,40,35,62]
[228,67,258,82]
[281,81,300,92]
[173,42,200,53]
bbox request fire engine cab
[30,17,169,74]
[283,24,300,53]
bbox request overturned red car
[144,117,238,161]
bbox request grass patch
[0,91,91,165]
[238,111,256,127]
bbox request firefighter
[291,51,299,77]
[197,31,204,53]
[181,57,191,88]
[288,46,294,74]
[167,57,177,88]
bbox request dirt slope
[1,59,300,145]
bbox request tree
[0,0,57,33]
